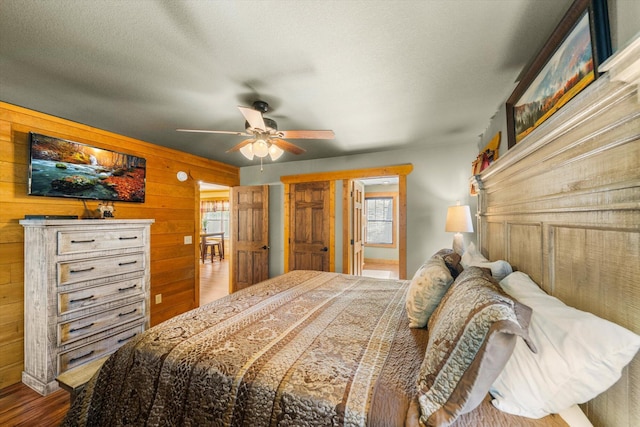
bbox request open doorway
[356,176,400,280]
[199,182,230,305]
[284,164,410,279]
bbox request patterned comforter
[62,270,570,427]
[62,270,428,426]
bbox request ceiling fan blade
[270,138,305,155]
[226,138,254,153]
[238,106,266,131]
[176,129,250,136]
[280,130,335,139]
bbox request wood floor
[0,260,397,425]
[200,256,229,305]
[0,382,69,427]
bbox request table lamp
[445,203,474,255]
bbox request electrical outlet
[184,235,192,245]
[155,294,162,304]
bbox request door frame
[196,182,233,305]
[281,164,412,279]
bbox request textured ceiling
[0,0,574,167]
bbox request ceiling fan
[177,100,335,162]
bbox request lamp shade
[253,138,269,158]
[239,143,254,160]
[445,205,473,233]
[268,144,284,160]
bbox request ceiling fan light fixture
[239,143,254,160]
[253,138,270,158]
[268,144,284,161]
[178,100,334,165]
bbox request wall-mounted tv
[28,132,146,202]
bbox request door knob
[262,245,270,250]
[321,247,328,252]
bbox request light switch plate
[184,235,192,244]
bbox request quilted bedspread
[62,270,428,427]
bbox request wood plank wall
[0,102,240,389]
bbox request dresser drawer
[58,253,144,286]
[58,277,144,315]
[58,300,145,345]
[58,323,144,373]
[57,228,145,255]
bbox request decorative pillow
[460,242,488,267]
[461,243,512,281]
[405,255,454,328]
[417,267,535,426]
[490,272,640,419]
[434,248,463,279]
[469,260,512,281]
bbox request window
[201,199,230,236]
[365,194,396,246]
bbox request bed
[63,268,573,427]
[63,34,639,427]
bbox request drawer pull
[118,308,137,317]
[70,295,95,303]
[69,322,95,333]
[69,350,95,364]
[70,267,95,274]
[118,333,137,343]
[118,261,138,266]
[118,284,138,292]
[70,239,95,244]
[119,236,138,240]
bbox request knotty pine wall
[0,102,240,389]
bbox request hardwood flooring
[200,256,229,305]
[1,260,398,425]
[0,382,69,427]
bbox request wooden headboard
[473,36,639,427]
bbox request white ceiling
[0,0,574,167]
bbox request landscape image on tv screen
[28,133,146,202]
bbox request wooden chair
[202,238,222,263]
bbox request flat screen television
[28,132,146,202]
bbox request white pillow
[490,272,640,418]
[460,242,488,267]
[461,243,513,281]
[405,256,454,328]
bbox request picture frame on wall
[506,0,611,149]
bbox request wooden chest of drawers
[19,219,154,395]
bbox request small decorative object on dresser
[19,218,154,395]
[97,201,115,218]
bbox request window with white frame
[365,194,396,246]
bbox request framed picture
[506,0,611,148]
